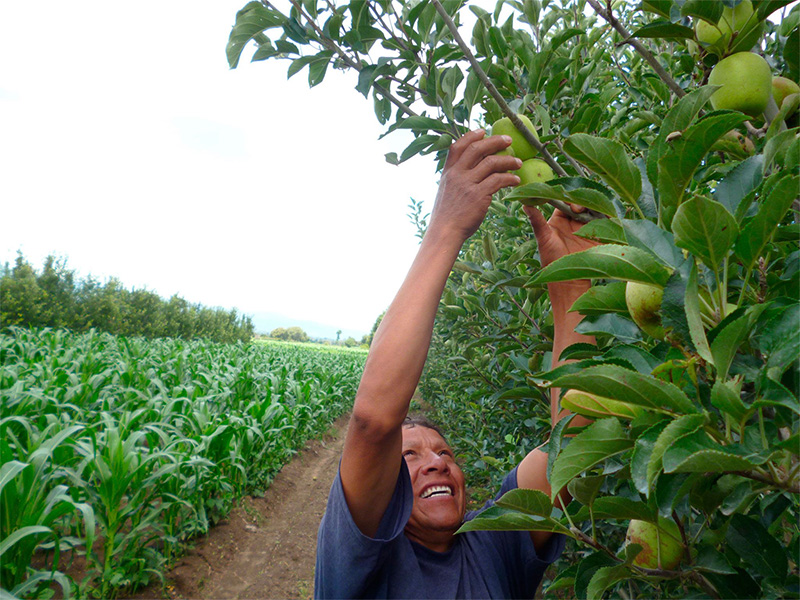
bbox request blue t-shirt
[314,460,565,599]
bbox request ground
[127,414,349,600]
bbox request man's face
[401,425,467,551]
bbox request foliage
[269,325,310,342]
[0,253,254,344]
[0,329,365,598]
[228,0,800,597]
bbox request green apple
[626,518,684,570]
[491,114,539,161]
[561,389,644,420]
[773,76,800,115]
[708,52,772,117]
[516,158,554,185]
[694,0,760,54]
[710,130,755,158]
[625,281,665,340]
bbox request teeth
[421,485,452,499]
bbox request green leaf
[726,513,789,582]
[504,183,617,216]
[456,506,573,536]
[575,218,627,245]
[645,414,707,496]
[567,475,604,507]
[734,175,799,269]
[756,0,797,20]
[658,113,747,228]
[672,196,739,271]
[0,525,52,558]
[756,303,800,372]
[763,127,799,173]
[713,155,765,217]
[571,496,655,522]
[711,304,767,381]
[547,414,575,483]
[307,51,333,87]
[621,219,686,269]
[391,115,453,135]
[226,2,286,69]
[646,86,718,196]
[575,552,618,599]
[549,418,633,501]
[551,364,699,415]
[711,379,748,422]
[685,262,714,365]
[287,54,315,79]
[631,420,670,495]
[681,0,724,22]
[570,282,629,316]
[632,20,695,39]
[694,545,737,574]
[563,134,642,208]
[641,0,672,18]
[575,314,643,342]
[529,245,672,287]
[495,488,553,516]
[662,430,769,473]
[586,565,632,600]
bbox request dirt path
[131,414,349,600]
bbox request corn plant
[1,328,366,598]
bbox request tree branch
[586,0,686,98]
[429,0,596,222]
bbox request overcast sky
[0,1,443,338]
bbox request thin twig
[586,0,686,98]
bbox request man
[315,130,595,598]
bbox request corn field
[0,327,366,599]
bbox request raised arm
[340,130,521,537]
[516,205,598,548]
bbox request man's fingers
[473,154,521,182]
[445,129,487,169]
[480,172,521,197]
[460,134,514,170]
[523,205,549,240]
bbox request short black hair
[402,414,447,443]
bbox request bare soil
[128,414,349,600]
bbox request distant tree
[0,254,46,327]
[36,255,76,328]
[343,336,358,348]
[336,329,342,343]
[364,310,385,347]
[270,327,288,340]
[286,326,309,342]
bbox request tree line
[1,253,254,343]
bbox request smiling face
[401,425,467,552]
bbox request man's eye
[403,450,415,457]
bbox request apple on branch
[490,114,539,160]
[708,52,772,118]
[626,518,684,570]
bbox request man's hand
[428,129,521,244]
[524,203,599,268]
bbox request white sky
[0,1,442,337]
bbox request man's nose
[422,451,450,473]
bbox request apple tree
[227,0,799,597]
